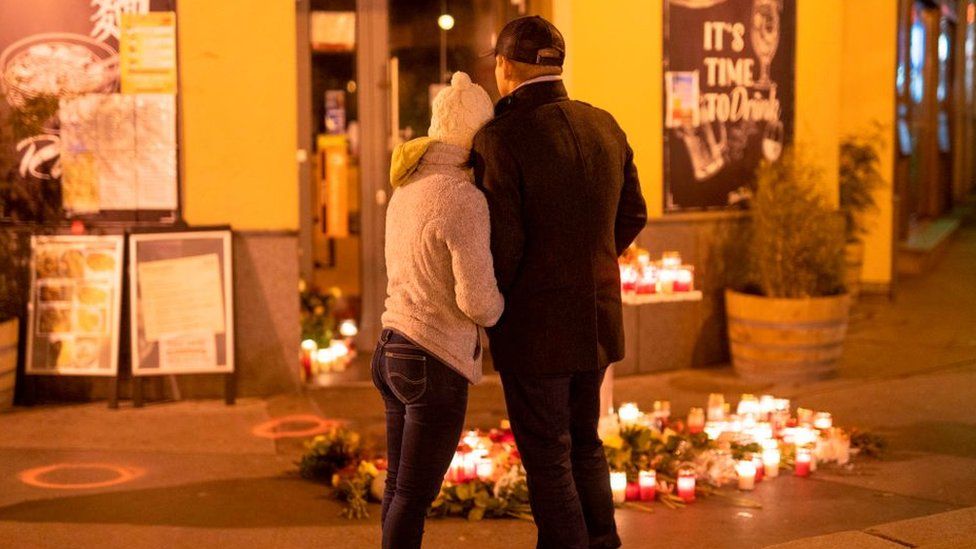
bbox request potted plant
[839,132,885,299]
[726,149,849,383]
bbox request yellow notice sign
[120,12,177,94]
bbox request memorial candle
[625,482,640,501]
[707,393,726,421]
[617,402,641,427]
[813,412,833,430]
[638,470,657,501]
[677,469,697,502]
[673,266,694,292]
[687,407,705,434]
[795,448,812,477]
[736,460,757,491]
[475,458,493,480]
[762,446,781,478]
[610,472,627,504]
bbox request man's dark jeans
[371,329,468,549]
[499,367,620,549]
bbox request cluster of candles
[610,394,851,503]
[299,319,359,380]
[445,430,497,483]
[619,249,695,295]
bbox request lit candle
[752,454,765,482]
[673,266,694,292]
[446,452,464,482]
[610,471,627,504]
[653,400,671,430]
[638,470,657,501]
[703,421,724,441]
[475,458,494,480]
[636,265,658,295]
[774,398,791,413]
[620,264,638,293]
[617,402,641,427]
[626,481,640,501]
[759,394,776,419]
[737,394,760,417]
[463,430,481,449]
[463,452,478,480]
[658,267,676,293]
[795,447,812,477]
[687,408,705,434]
[762,446,781,478]
[661,251,682,268]
[677,469,697,502]
[796,408,814,426]
[813,412,833,430]
[736,460,757,491]
[707,393,726,421]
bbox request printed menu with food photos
[26,235,124,376]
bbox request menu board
[26,235,124,376]
[0,0,178,222]
[130,230,235,376]
[663,0,797,212]
[60,93,178,212]
[120,11,177,94]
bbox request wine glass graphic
[751,0,782,90]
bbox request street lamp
[438,2,453,83]
[438,13,455,31]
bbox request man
[472,15,647,549]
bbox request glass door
[297,0,549,382]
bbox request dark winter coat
[471,80,647,375]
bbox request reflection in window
[910,16,926,104]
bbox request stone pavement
[0,223,974,548]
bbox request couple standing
[371,16,647,549]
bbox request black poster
[0,0,176,222]
[663,0,796,212]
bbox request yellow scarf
[389,137,433,189]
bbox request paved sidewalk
[0,224,973,547]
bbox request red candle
[687,408,705,434]
[673,266,694,292]
[636,266,657,294]
[638,470,657,501]
[795,448,812,477]
[677,471,696,502]
[753,455,764,482]
[625,482,640,501]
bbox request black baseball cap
[488,16,565,67]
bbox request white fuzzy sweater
[381,142,504,384]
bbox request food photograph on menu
[25,235,124,376]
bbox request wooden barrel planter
[725,289,850,383]
[0,318,18,411]
[844,241,865,300]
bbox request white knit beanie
[429,72,494,150]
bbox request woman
[373,71,503,549]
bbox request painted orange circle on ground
[251,414,339,439]
[18,463,145,490]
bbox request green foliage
[297,427,362,483]
[748,148,846,298]
[605,424,712,482]
[429,476,531,521]
[840,130,886,243]
[300,282,337,347]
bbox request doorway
[896,0,958,239]
[296,0,549,382]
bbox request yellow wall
[555,0,664,216]
[178,1,299,230]
[841,0,897,284]
[795,0,842,206]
